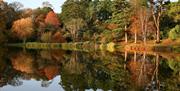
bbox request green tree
[160,1,180,38]
[168,25,180,40]
[107,0,131,43]
[96,0,113,21]
[60,0,86,23]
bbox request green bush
[168,25,180,40]
[100,29,123,43]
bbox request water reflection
[0,47,180,91]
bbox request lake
[0,47,180,91]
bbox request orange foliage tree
[45,11,60,28]
[11,52,34,74]
[12,17,33,43]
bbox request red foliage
[43,66,59,80]
[45,11,60,28]
[38,66,59,80]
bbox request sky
[5,0,66,13]
[5,0,179,13]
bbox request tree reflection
[10,52,35,74]
[0,48,180,90]
[60,51,131,91]
[126,52,162,90]
[41,80,53,87]
[8,78,23,86]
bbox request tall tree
[130,0,150,43]
[138,0,150,44]
[149,0,168,43]
[130,0,141,43]
[109,0,131,43]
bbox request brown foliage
[45,11,60,28]
[127,59,155,87]
[34,14,46,30]
[130,16,141,35]
[52,31,66,43]
[12,17,33,40]
[40,50,65,62]
[51,50,65,62]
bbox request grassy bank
[6,41,180,53]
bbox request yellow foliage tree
[12,17,33,43]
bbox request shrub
[40,32,52,42]
[168,25,180,40]
[106,42,115,52]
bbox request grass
[6,39,180,53]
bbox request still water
[0,47,180,91]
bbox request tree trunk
[125,26,128,43]
[134,31,137,44]
[125,51,127,62]
[144,17,148,44]
[156,27,160,43]
[23,38,26,44]
[134,52,137,61]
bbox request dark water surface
[0,47,180,91]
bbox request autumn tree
[130,0,151,43]
[45,11,60,28]
[12,17,34,43]
[138,0,150,43]
[130,0,141,43]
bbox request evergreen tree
[107,0,131,43]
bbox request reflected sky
[1,76,63,91]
